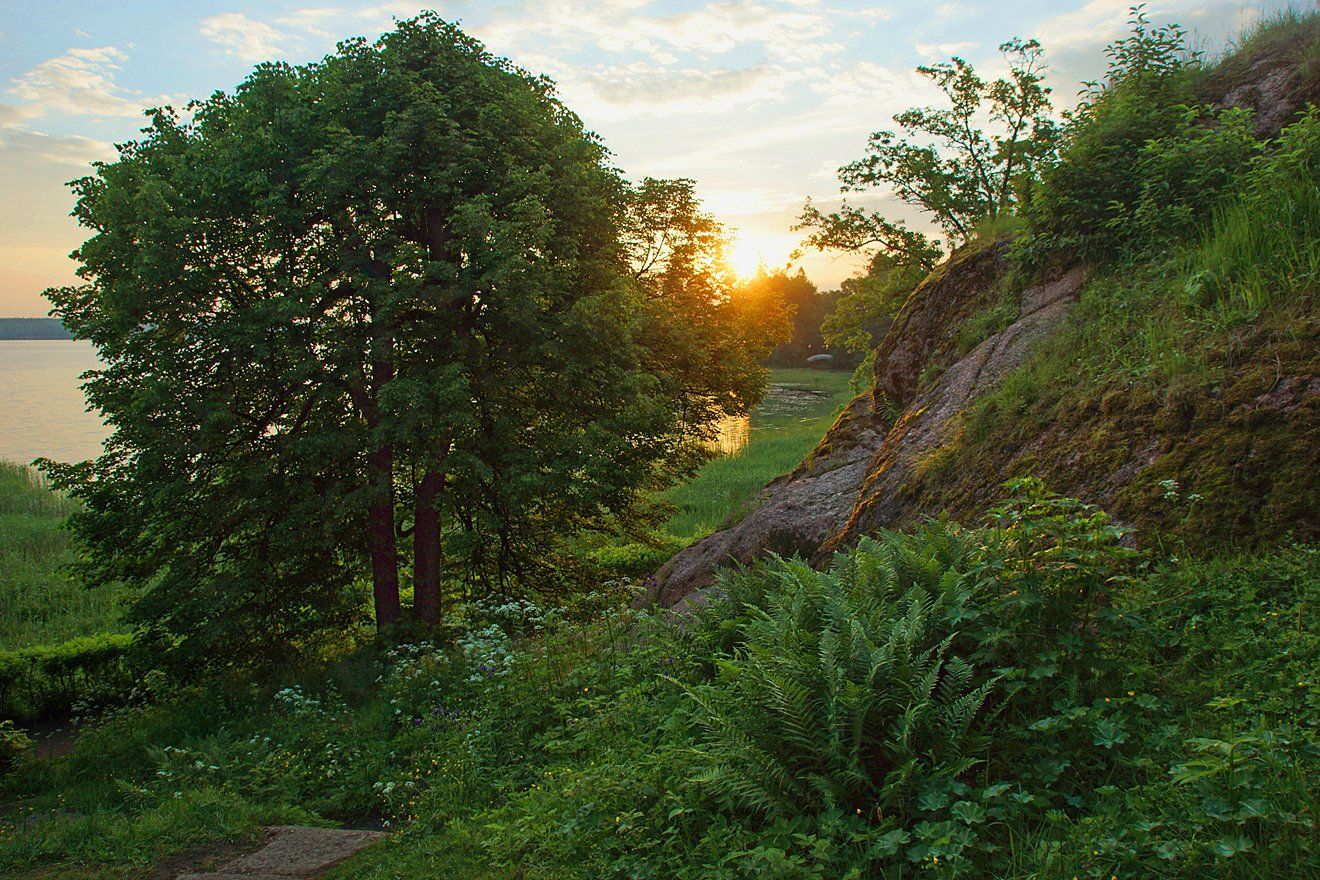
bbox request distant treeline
[0,318,73,340]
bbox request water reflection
[704,414,751,455]
[701,382,831,457]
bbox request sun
[727,231,776,280]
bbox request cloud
[914,40,977,59]
[0,127,115,169]
[200,12,287,61]
[564,61,804,119]
[275,7,343,39]
[7,46,145,118]
[477,0,837,65]
[810,60,936,109]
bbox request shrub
[0,720,31,775]
[0,632,134,720]
[1022,8,1206,261]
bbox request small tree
[623,177,789,437]
[820,253,931,359]
[798,38,1056,266]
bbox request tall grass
[1186,158,1320,319]
[0,461,123,649]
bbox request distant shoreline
[0,318,73,340]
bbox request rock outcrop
[647,244,1087,608]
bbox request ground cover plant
[2,483,1314,879]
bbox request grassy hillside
[0,462,121,649]
[852,11,1320,551]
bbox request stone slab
[180,826,386,879]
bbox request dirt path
[176,826,385,880]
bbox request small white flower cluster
[378,641,449,717]
[456,624,517,683]
[273,685,326,716]
[1159,479,1204,505]
[469,595,550,635]
[152,744,220,783]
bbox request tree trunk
[367,441,402,629]
[363,264,401,631]
[412,469,444,625]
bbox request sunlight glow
[727,231,784,280]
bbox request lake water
[0,343,832,466]
[704,382,831,456]
[0,340,108,465]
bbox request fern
[685,525,997,819]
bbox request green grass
[0,462,123,650]
[659,367,853,542]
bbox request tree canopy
[42,15,782,670]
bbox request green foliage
[42,14,776,673]
[1022,7,1205,261]
[3,488,1316,879]
[685,532,995,823]
[655,369,853,544]
[1183,107,1320,315]
[623,177,790,432]
[738,268,841,367]
[0,633,134,720]
[820,254,929,359]
[0,720,31,776]
[800,36,1055,272]
[1022,6,1320,267]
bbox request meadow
[659,367,853,542]
[0,462,122,649]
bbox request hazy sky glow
[0,0,1286,315]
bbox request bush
[1015,6,1280,264]
[0,632,134,720]
[0,720,31,775]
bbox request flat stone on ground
[177,826,386,879]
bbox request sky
[0,0,1288,316]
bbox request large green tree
[42,16,766,669]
